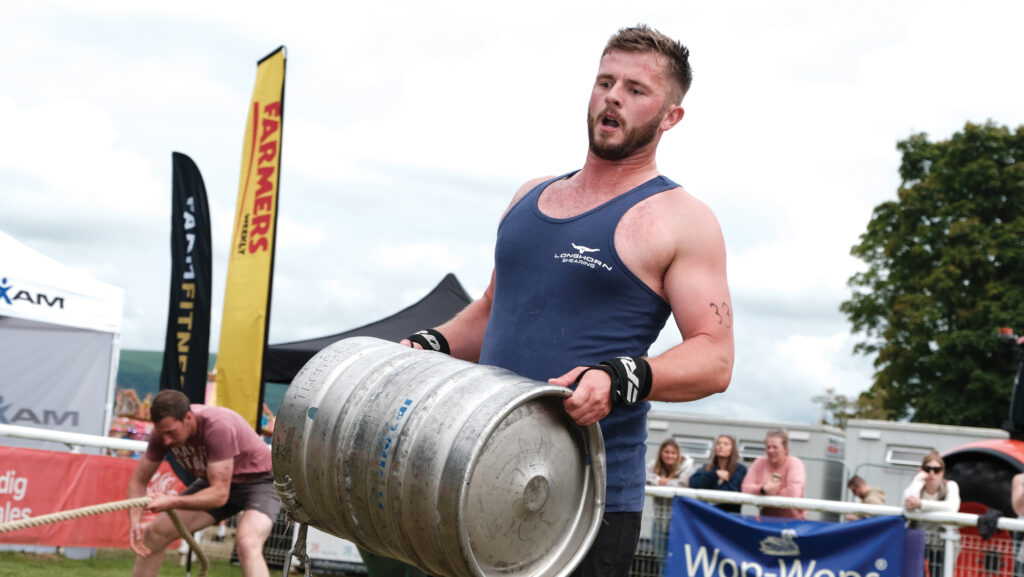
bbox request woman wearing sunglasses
[903,451,961,577]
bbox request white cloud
[372,243,466,273]
[0,97,163,216]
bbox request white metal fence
[635,486,1024,577]
[0,422,147,453]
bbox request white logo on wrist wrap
[619,356,640,404]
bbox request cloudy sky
[3,1,1023,425]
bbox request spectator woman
[689,435,747,513]
[904,451,960,577]
[645,438,695,563]
[903,450,961,517]
[741,429,807,519]
[647,437,696,488]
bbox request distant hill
[117,350,287,414]
[117,350,216,398]
[117,350,167,397]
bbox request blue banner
[666,498,907,577]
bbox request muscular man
[405,24,734,575]
[127,390,282,577]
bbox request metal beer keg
[272,336,605,577]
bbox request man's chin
[590,144,630,162]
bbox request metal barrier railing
[0,422,147,453]
[636,486,1024,577]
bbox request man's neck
[185,413,198,441]
[574,148,660,198]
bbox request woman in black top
[689,434,748,513]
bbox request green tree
[811,388,856,428]
[811,387,889,429]
[841,121,1024,426]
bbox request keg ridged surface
[272,336,605,577]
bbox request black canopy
[262,273,472,383]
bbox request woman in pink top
[741,429,807,519]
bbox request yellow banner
[215,47,286,429]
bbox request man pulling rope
[128,390,281,577]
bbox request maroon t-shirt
[145,404,272,483]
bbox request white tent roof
[0,230,124,333]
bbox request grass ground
[0,548,246,577]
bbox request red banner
[0,446,186,548]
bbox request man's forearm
[161,486,229,512]
[646,335,733,402]
[437,295,493,362]
[127,479,148,500]
[126,478,148,526]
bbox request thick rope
[0,496,153,533]
[0,496,209,577]
[282,522,311,577]
[167,509,208,577]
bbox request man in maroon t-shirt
[127,390,282,577]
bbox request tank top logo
[553,241,613,271]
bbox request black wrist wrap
[407,329,450,355]
[600,356,653,406]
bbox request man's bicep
[664,220,733,342]
[206,458,234,489]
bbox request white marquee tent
[0,230,124,452]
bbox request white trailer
[643,411,1010,522]
[644,409,846,521]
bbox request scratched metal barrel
[272,336,605,577]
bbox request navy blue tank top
[479,171,676,512]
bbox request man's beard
[587,109,662,161]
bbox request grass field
[0,548,247,577]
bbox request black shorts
[182,476,283,523]
[570,511,642,577]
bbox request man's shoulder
[624,182,722,250]
[514,175,559,200]
[642,182,715,221]
[498,175,559,219]
[193,405,250,431]
[193,404,241,418]
[523,174,560,189]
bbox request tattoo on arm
[710,302,732,329]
